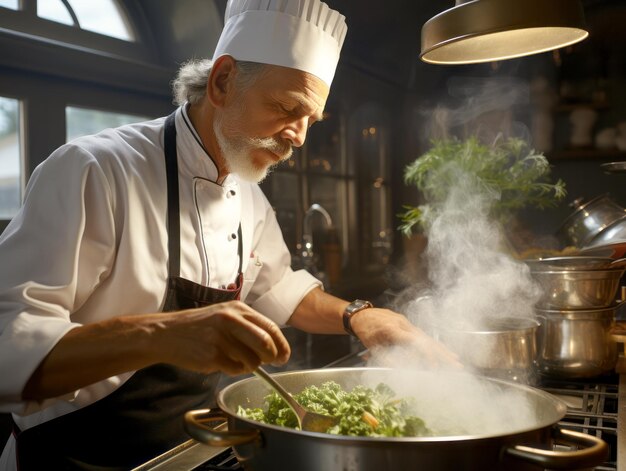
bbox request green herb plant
[238,380,431,437]
[399,136,566,236]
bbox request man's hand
[154,300,291,375]
[23,301,290,401]
[349,308,462,369]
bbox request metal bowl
[530,268,624,309]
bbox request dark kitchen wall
[325,0,626,255]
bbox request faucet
[301,203,333,275]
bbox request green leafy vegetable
[237,381,431,437]
[399,136,566,236]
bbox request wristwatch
[342,299,373,337]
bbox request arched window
[0,0,17,9]
[0,0,157,63]
[37,0,134,41]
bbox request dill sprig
[399,136,566,236]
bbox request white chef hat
[212,0,348,87]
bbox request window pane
[0,0,19,10]
[66,106,150,141]
[37,0,135,41]
[37,0,75,26]
[70,0,134,41]
[0,97,22,219]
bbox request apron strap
[164,110,244,278]
[164,111,181,278]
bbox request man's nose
[281,117,308,148]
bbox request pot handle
[505,427,608,469]
[184,408,260,447]
[612,320,626,342]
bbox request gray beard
[213,116,293,183]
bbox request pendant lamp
[420,0,589,64]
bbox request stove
[539,376,619,471]
[133,350,624,471]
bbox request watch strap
[342,299,373,337]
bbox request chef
[0,0,458,469]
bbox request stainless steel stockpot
[536,306,618,378]
[184,368,608,471]
[529,267,624,309]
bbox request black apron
[12,111,244,470]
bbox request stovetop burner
[190,448,241,470]
[539,376,619,471]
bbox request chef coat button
[228,233,237,241]
[230,190,236,196]
[226,189,236,198]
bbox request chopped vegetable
[237,381,431,437]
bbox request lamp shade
[421,0,588,64]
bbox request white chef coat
[0,105,321,468]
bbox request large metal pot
[536,305,618,378]
[557,194,626,248]
[184,368,607,470]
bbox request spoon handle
[253,367,305,421]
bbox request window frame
[0,93,26,224]
[0,63,173,232]
[0,1,172,97]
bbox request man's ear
[206,55,237,108]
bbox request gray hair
[172,59,268,106]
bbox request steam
[422,76,531,144]
[365,74,550,433]
[357,369,545,437]
[410,165,541,328]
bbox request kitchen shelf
[548,149,626,161]
[554,102,610,113]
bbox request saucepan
[424,316,540,384]
[184,368,608,471]
[535,305,622,378]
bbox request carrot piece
[362,411,379,429]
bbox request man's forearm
[22,314,161,401]
[287,287,350,334]
[22,301,292,401]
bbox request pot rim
[218,367,567,442]
[529,267,625,277]
[535,303,619,318]
[524,256,615,270]
[427,316,541,334]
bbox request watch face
[347,300,371,313]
